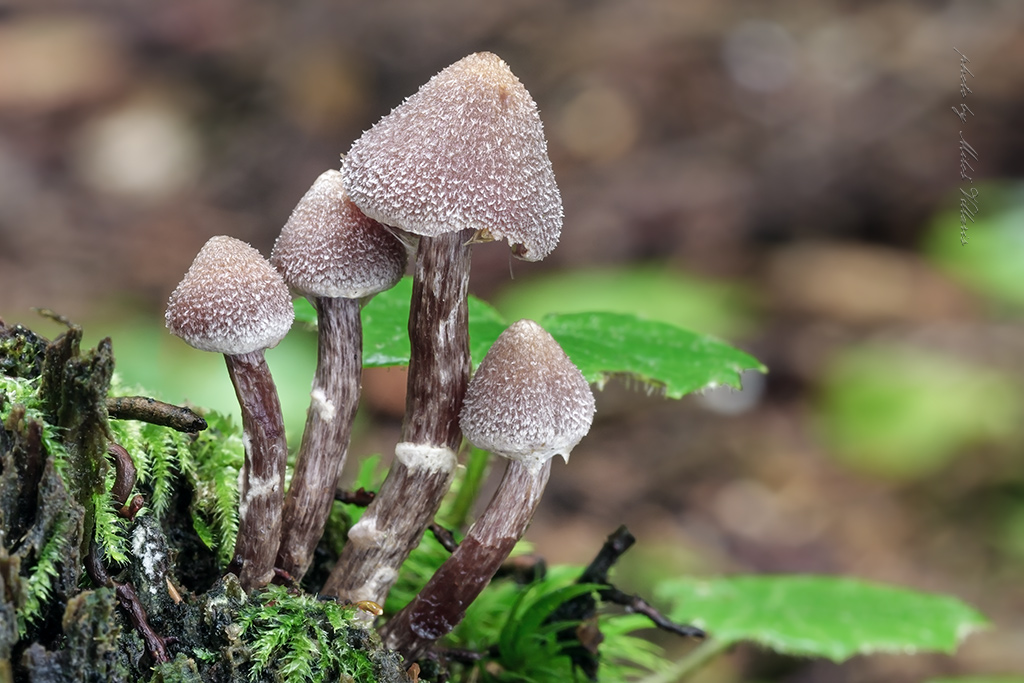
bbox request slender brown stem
[381,458,551,660]
[224,350,287,591]
[106,396,208,432]
[321,230,472,604]
[107,442,137,507]
[86,539,170,663]
[276,297,362,580]
[401,230,473,450]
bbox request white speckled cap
[165,236,294,355]
[270,170,407,299]
[342,52,562,262]
[460,319,595,473]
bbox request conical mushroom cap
[166,235,294,355]
[271,170,407,299]
[343,52,562,262]
[460,319,595,473]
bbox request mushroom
[322,52,562,605]
[165,235,293,591]
[380,319,595,659]
[270,169,406,581]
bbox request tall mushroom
[270,169,406,581]
[380,319,595,660]
[322,52,562,605]
[165,235,294,591]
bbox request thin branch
[600,587,705,639]
[493,554,547,584]
[85,539,170,663]
[106,443,137,506]
[334,487,376,506]
[428,523,459,553]
[107,396,207,433]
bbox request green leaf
[296,277,764,398]
[541,312,764,398]
[655,575,987,662]
[927,678,1024,683]
[493,265,754,339]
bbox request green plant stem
[637,638,730,683]
[444,445,490,529]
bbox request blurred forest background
[1,1,1023,681]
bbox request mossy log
[0,319,411,683]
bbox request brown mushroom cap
[460,319,595,472]
[271,170,407,299]
[165,235,294,355]
[342,52,562,262]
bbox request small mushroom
[380,320,595,660]
[165,235,293,591]
[270,169,406,581]
[323,52,563,606]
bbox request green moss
[238,586,378,683]
[0,324,48,379]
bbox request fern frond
[93,490,130,564]
[17,514,71,636]
[186,411,243,567]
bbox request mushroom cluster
[321,51,563,606]
[164,51,588,660]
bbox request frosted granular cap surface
[271,170,407,299]
[343,52,562,262]
[460,319,595,471]
[165,235,294,355]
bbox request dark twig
[115,582,171,663]
[334,487,376,506]
[578,527,704,637]
[578,524,635,585]
[107,443,137,506]
[601,587,706,639]
[428,523,459,553]
[107,396,208,433]
[84,538,111,587]
[493,554,547,584]
[545,526,703,680]
[32,308,73,327]
[86,539,170,663]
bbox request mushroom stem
[402,230,473,448]
[321,229,472,603]
[276,295,362,580]
[380,458,552,660]
[225,349,287,591]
